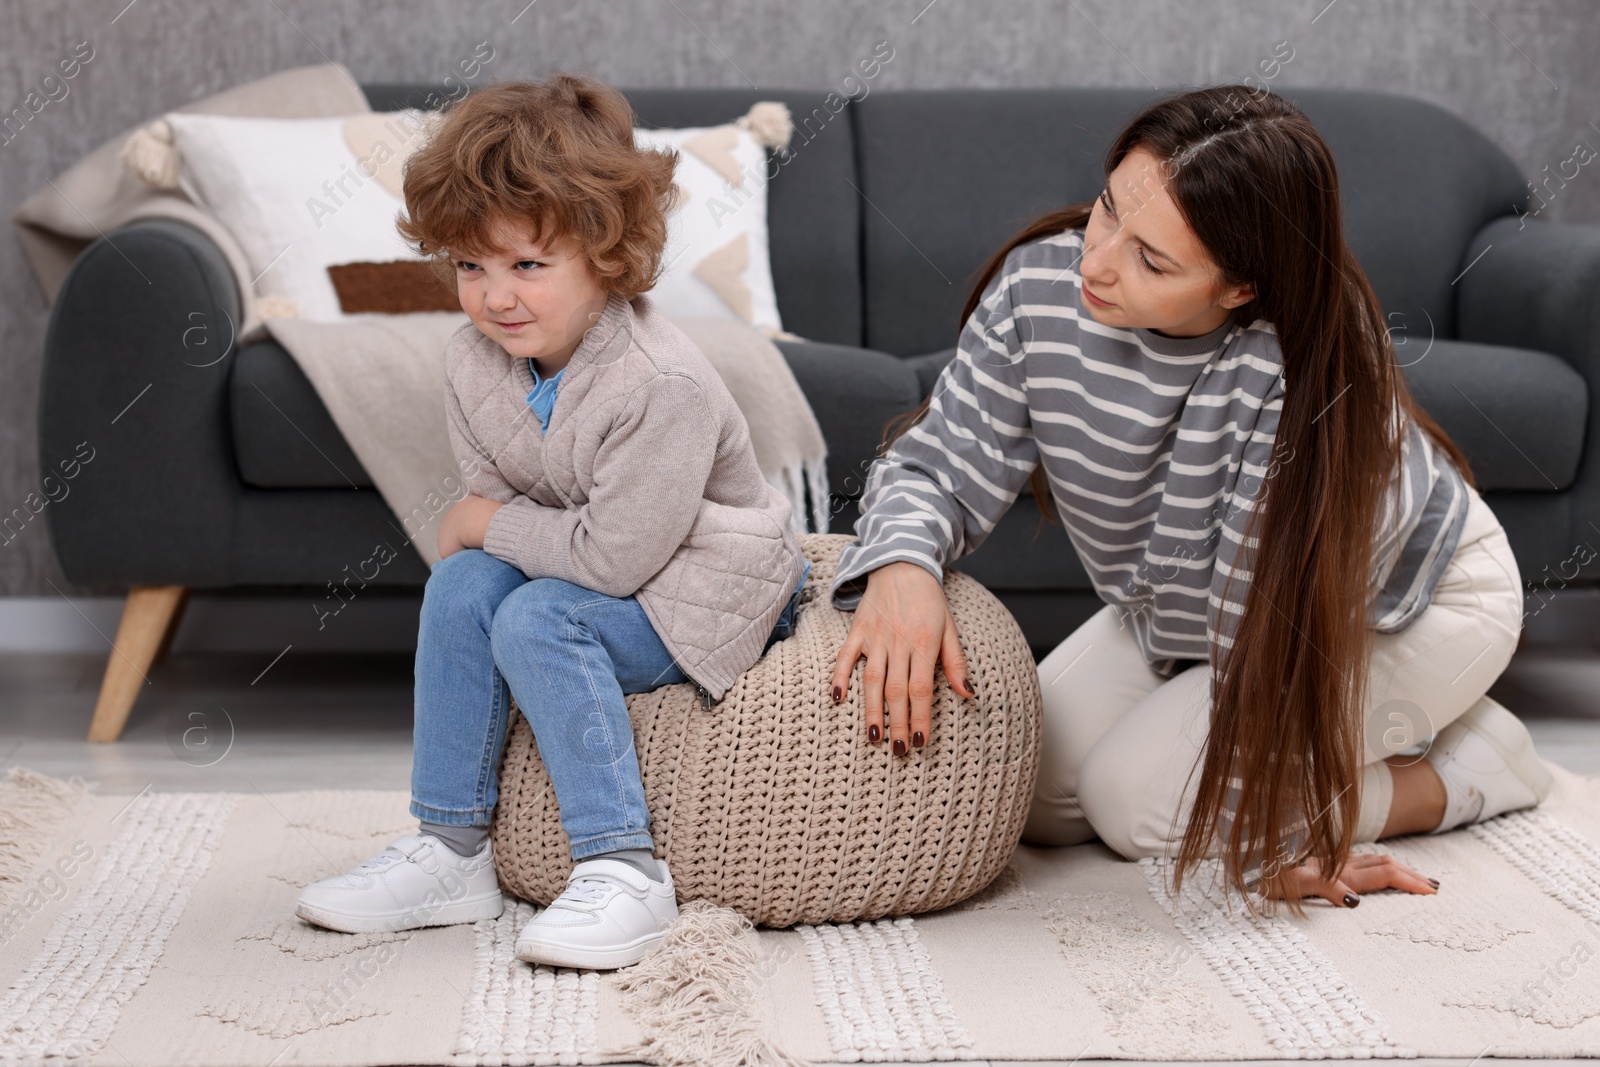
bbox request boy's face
[451,215,611,372]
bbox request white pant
[1024,484,1525,858]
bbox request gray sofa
[40,84,1600,738]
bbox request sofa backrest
[363,84,864,347]
[367,83,1528,360]
[852,87,1528,356]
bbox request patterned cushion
[490,533,1044,927]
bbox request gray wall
[3,0,1597,597]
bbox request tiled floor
[3,627,1597,1067]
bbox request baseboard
[0,590,424,654]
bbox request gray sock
[588,847,663,882]
[419,822,489,858]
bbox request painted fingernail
[1343,893,1360,908]
[912,731,925,748]
[868,724,880,743]
[832,685,841,702]
[1427,878,1440,889]
[893,738,907,756]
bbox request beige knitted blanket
[266,312,829,567]
[11,62,830,565]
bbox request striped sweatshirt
[831,228,1470,677]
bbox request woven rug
[3,763,1600,1066]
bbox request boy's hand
[438,495,504,559]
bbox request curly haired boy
[296,74,808,970]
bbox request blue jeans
[410,549,806,859]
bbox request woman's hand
[438,495,504,559]
[1267,852,1440,908]
[830,561,976,755]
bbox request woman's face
[1079,145,1255,338]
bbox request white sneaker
[514,857,678,970]
[1426,699,1554,833]
[296,833,505,933]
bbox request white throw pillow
[163,111,436,322]
[635,123,783,333]
[153,108,786,331]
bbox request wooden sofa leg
[149,587,191,669]
[88,585,189,742]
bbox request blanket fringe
[770,456,831,536]
[0,768,90,905]
[804,455,830,536]
[614,900,810,1067]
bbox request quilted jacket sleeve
[480,372,719,597]
[444,371,520,506]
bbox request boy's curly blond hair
[397,74,679,301]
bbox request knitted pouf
[489,533,1044,927]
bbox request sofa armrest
[1457,216,1600,374]
[39,218,245,586]
[1456,215,1600,574]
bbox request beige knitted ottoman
[489,533,1044,927]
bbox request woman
[826,85,1552,911]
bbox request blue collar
[525,359,564,434]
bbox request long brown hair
[881,85,1475,911]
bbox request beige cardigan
[445,292,807,701]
